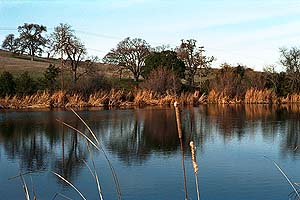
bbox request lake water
[0,105,299,200]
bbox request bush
[15,71,37,96]
[0,71,16,97]
[143,50,185,79]
[43,64,60,92]
[69,73,111,96]
[140,67,181,94]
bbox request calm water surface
[0,105,299,200]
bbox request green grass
[108,77,139,90]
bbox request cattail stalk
[190,141,200,200]
[174,101,188,200]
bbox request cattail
[190,141,200,200]
[174,101,188,200]
[174,101,182,139]
[190,141,198,174]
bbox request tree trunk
[187,72,194,87]
[30,47,34,61]
[73,69,77,85]
[133,74,139,82]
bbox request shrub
[69,73,111,96]
[43,64,60,92]
[15,71,37,96]
[140,67,181,94]
[0,71,16,97]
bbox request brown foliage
[140,67,181,94]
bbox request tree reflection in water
[196,104,300,157]
[53,124,87,182]
[0,111,87,183]
[0,105,299,179]
[101,108,180,165]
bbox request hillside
[0,50,56,78]
[0,50,122,79]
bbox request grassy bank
[0,88,300,109]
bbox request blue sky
[1,0,300,71]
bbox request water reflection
[98,109,180,165]
[53,127,87,182]
[0,105,299,174]
[191,105,300,155]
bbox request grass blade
[30,176,37,200]
[58,110,122,200]
[82,159,95,179]
[56,119,100,151]
[52,192,73,200]
[265,156,300,199]
[67,110,122,200]
[85,142,104,200]
[19,171,30,200]
[51,171,87,200]
[82,159,104,200]
[70,108,100,145]
[9,170,42,180]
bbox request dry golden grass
[207,88,300,104]
[88,91,110,107]
[0,50,55,78]
[133,90,160,106]
[1,88,300,109]
[207,89,233,104]
[244,88,278,104]
[280,93,300,104]
[65,94,87,107]
[0,50,122,79]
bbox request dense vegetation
[1,23,300,107]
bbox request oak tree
[17,23,47,61]
[177,39,215,87]
[103,37,150,82]
[143,50,185,79]
[1,34,18,53]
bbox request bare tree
[263,65,279,92]
[17,23,47,61]
[103,37,150,82]
[279,47,300,93]
[49,23,87,84]
[49,23,74,88]
[49,23,74,58]
[177,39,215,87]
[65,37,87,84]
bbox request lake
[0,105,299,200]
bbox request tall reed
[190,141,200,200]
[265,156,300,200]
[174,101,189,200]
[244,88,277,104]
[1,88,300,109]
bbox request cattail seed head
[190,141,199,174]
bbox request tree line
[1,23,300,99]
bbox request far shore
[1,89,300,110]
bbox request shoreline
[0,89,300,109]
